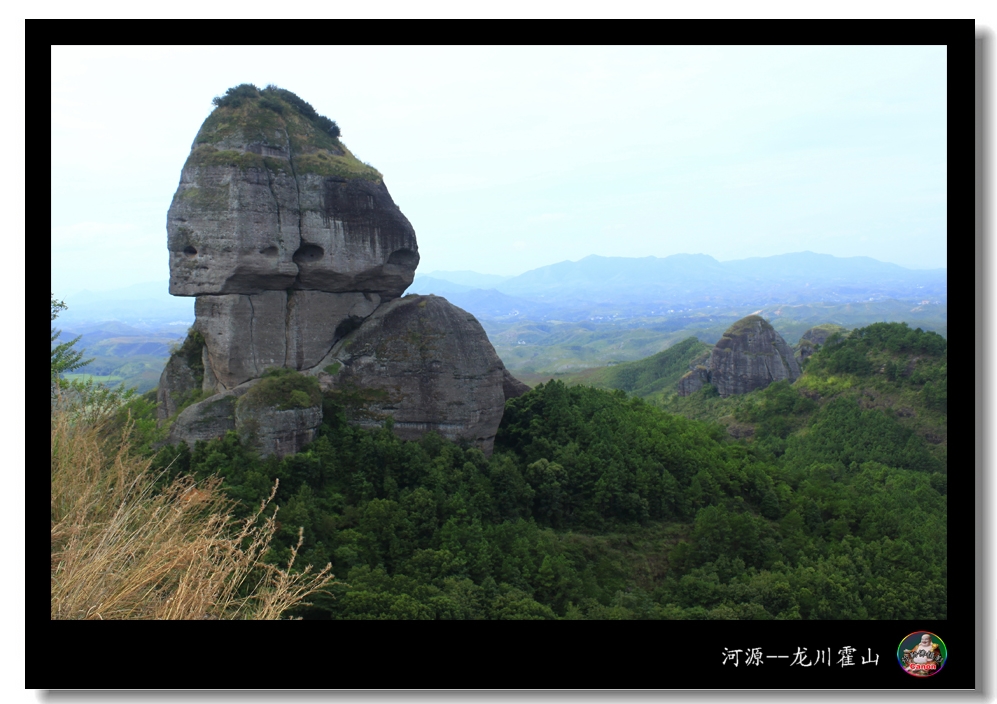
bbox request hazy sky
[51,45,946,296]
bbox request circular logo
[897,632,947,677]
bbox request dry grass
[51,396,336,620]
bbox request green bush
[238,368,322,411]
[262,84,341,138]
[211,83,260,109]
[259,96,285,114]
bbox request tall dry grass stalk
[51,399,336,620]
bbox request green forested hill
[122,321,945,619]
[549,337,711,397]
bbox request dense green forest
[119,321,946,619]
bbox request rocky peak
[159,85,527,456]
[311,295,516,456]
[678,315,800,398]
[795,323,847,363]
[167,84,418,299]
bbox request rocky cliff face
[159,85,527,455]
[677,315,800,398]
[312,295,512,455]
[167,97,418,299]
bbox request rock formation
[677,315,800,398]
[795,323,847,363]
[158,85,528,455]
[312,295,514,455]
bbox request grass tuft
[51,396,336,620]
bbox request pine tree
[51,294,92,394]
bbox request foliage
[173,328,206,381]
[140,344,944,620]
[263,85,341,139]
[192,85,378,180]
[564,337,712,398]
[808,322,946,378]
[211,83,260,109]
[126,319,947,620]
[55,377,137,430]
[238,368,322,411]
[51,294,93,394]
[208,83,341,140]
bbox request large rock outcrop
[677,315,800,398]
[311,295,518,455]
[166,101,419,299]
[167,380,257,447]
[158,85,527,455]
[795,323,847,363]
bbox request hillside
[657,322,947,462]
[109,319,946,620]
[527,337,711,394]
[479,299,945,377]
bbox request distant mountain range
[56,252,945,332]
[55,281,194,330]
[54,252,946,387]
[408,252,946,322]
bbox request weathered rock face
[235,403,324,459]
[312,295,509,454]
[502,368,531,401]
[676,316,799,398]
[709,316,800,397]
[677,366,709,396]
[194,290,381,391]
[156,330,205,420]
[161,86,527,456]
[795,324,847,363]
[167,98,418,298]
[167,380,258,447]
[157,353,200,420]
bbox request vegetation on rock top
[191,83,381,182]
[723,314,770,335]
[238,367,323,412]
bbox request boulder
[156,330,205,420]
[196,291,288,390]
[156,353,200,420]
[160,86,519,460]
[167,380,258,447]
[709,316,800,397]
[167,91,418,298]
[235,403,323,459]
[677,367,709,397]
[312,295,509,454]
[285,290,380,370]
[230,369,324,458]
[795,323,847,363]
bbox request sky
[51,45,946,297]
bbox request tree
[51,294,92,394]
